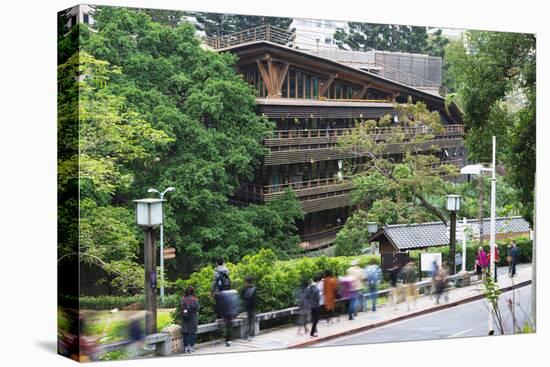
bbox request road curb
[288,280,531,349]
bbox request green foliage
[335,23,429,53]
[78,294,181,310]
[190,12,293,37]
[339,101,455,227]
[58,7,304,297]
[75,7,298,272]
[334,210,371,256]
[445,31,535,222]
[172,249,380,324]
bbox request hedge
[78,294,180,310]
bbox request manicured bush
[78,294,180,310]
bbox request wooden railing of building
[206,24,296,50]
[267,124,464,140]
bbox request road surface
[316,285,532,347]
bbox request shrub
[78,294,180,310]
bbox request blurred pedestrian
[240,276,257,341]
[508,241,520,277]
[400,262,417,310]
[296,279,310,335]
[388,263,401,310]
[323,269,338,324]
[180,286,200,353]
[308,275,322,337]
[127,315,144,359]
[434,263,449,304]
[364,258,382,312]
[429,259,439,298]
[488,244,500,281]
[346,259,364,320]
[475,247,488,280]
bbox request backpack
[181,296,194,321]
[216,271,231,291]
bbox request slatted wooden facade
[219,41,465,247]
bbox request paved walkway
[189,264,532,355]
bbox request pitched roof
[370,216,530,251]
[465,216,530,238]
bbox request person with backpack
[211,258,231,319]
[180,286,199,354]
[364,258,382,312]
[307,275,322,337]
[240,276,257,341]
[210,258,234,347]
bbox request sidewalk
[191,264,532,355]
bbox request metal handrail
[206,24,295,49]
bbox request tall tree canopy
[446,31,535,222]
[190,12,293,37]
[58,7,304,294]
[334,23,429,53]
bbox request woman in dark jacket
[180,286,200,354]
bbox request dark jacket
[307,283,321,308]
[240,285,257,312]
[180,295,200,333]
[509,246,520,263]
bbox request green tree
[334,23,429,53]
[446,31,535,222]
[190,12,293,37]
[58,51,173,294]
[337,100,458,229]
[73,7,302,275]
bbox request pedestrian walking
[508,241,520,277]
[316,272,325,319]
[323,269,338,324]
[434,263,449,304]
[308,275,322,337]
[488,244,500,281]
[296,280,310,335]
[475,247,488,280]
[364,258,382,312]
[346,259,364,320]
[429,259,439,298]
[240,276,257,341]
[180,286,200,353]
[388,263,401,310]
[400,262,417,310]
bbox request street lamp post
[134,198,165,335]
[148,187,175,305]
[460,135,497,335]
[367,222,379,254]
[446,195,461,275]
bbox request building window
[83,13,89,24]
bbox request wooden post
[144,228,157,335]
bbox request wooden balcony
[263,125,464,165]
[299,225,344,250]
